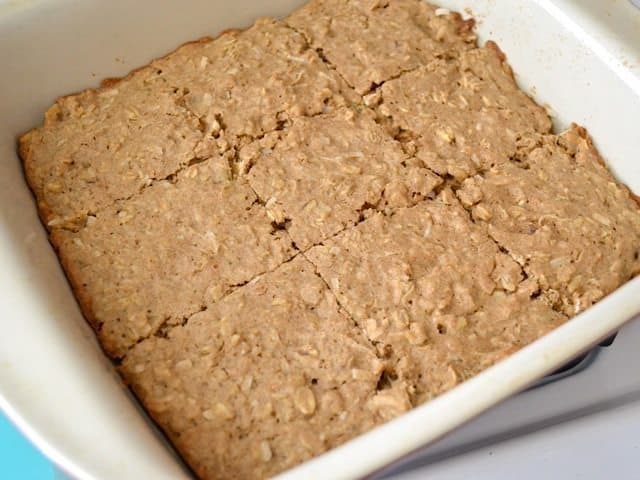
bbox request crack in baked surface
[50,156,296,358]
[286,0,476,94]
[241,106,442,250]
[19,18,357,230]
[456,127,640,316]
[305,189,568,405]
[121,256,387,479]
[367,42,552,181]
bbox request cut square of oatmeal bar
[243,107,441,250]
[153,18,358,152]
[19,18,355,227]
[373,43,551,179]
[121,255,395,480]
[306,192,566,403]
[287,0,476,94]
[457,126,640,316]
[51,156,295,358]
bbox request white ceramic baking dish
[0,1,639,479]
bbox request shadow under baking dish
[528,333,617,390]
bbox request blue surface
[0,412,53,480]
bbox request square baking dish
[0,1,639,479]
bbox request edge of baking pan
[0,1,638,479]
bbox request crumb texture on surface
[306,192,566,404]
[373,44,552,179]
[121,256,390,480]
[244,107,441,250]
[20,18,355,227]
[457,126,640,316]
[287,0,476,94]
[51,157,295,357]
[17,1,640,479]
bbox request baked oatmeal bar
[51,157,295,357]
[19,18,356,228]
[372,43,552,179]
[457,126,640,316]
[243,107,441,250]
[306,191,566,403]
[287,0,476,93]
[121,256,396,479]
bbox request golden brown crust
[451,11,475,35]
[98,36,216,90]
[457,125,640,316]
[17,132,37,201]
[485,39,507,62]
[374,43,551,179]
[566,123,640,210]
[306,193,566,404]
[50,157,296,359]
[243,107,442,250]
[15,29,228,198]
[49,229,111,352]
[568,122,608,166]
[17,131,56,228]
[286,0,477,94]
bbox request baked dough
[17,1,640,478]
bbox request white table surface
[392,398,640,480]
